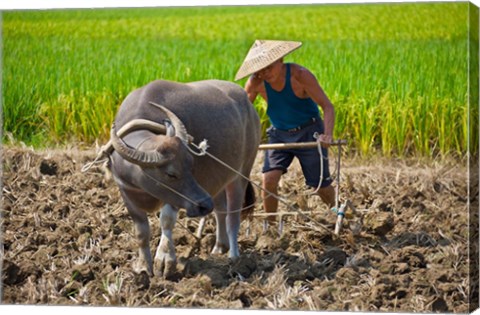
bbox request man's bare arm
[299,69,335,144]
[245,76,261,103]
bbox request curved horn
[117,119,166,138]
[100,119,194,157]
[110,123,170,167]
[149,102,189,143]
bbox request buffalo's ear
[150,102,189,144]
[164,119,176,137]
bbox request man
[235,40,336,222]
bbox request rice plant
[2,2,475,157]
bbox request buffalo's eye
[165,171,179,180]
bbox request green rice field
[2,2,479,157]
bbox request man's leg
[262,169,283,222]
[296,141,335,209]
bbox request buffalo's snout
[186,197,214,218]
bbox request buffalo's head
[110,104,214,217]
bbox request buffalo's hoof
[132,259,154,277]
[211,243,229,255]
[154,256,177,279]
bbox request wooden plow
[255,138,356,236]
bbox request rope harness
[82,120,352,236]
[151,138,338,234]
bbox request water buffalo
[106,79,261,277]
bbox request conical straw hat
[234,40,302,81]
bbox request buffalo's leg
[154,204,178,278]
[119,189,154,276]
[224,180,245,258]
[212,192,229,255]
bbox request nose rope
[143,165,267,216]
[301,133,325,196]
[187,141,334,234]
[301,132,338,196]
[141,170,202,207]
[187,140,287,214]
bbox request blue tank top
[264,63,320,130]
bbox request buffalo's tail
[241,181,256,221]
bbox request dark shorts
[262,119,333,188]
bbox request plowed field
[1,147,476,312]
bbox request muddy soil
[1,146,476,312]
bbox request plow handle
[258,139,347,151]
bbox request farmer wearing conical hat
[235,40,336,222]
